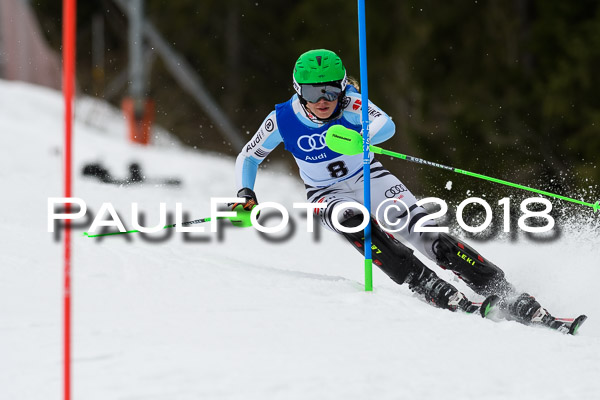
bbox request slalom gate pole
[325,126,600,213]
[357,0,373,291]
[62,1,76,399]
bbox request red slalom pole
[62,1,76,399]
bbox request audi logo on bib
[297,132,327,152]
[385,184,407,198]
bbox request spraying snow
[1,80,599,400]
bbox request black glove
[230,188,258,212]
[229,188,258,227]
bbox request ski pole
[83,211,253,238]
[83,216,214,238]
[326,125,600,213]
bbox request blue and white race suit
[235,88,437,259]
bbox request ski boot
[408,267,477,313]
[500,293,570,333]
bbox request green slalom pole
[326,125,600,213]
[83,212,253,238]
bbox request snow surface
[1,79,599,400]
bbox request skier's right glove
[231,188,258,211]
[229,188,259,227]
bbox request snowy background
[1,79,599,399]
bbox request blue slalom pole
[357,0,372,291]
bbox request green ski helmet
[293,49,348,103]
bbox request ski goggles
[300,84,343,103]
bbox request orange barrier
[122,97,154,145]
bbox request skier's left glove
[229,188,259,227]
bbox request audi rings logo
[297,132,327,152]
[385,184,407,198]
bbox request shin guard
[340,216,425,285]
[434,233,512,296]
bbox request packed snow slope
[1,79,599,400]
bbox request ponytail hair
[347,75,360,91]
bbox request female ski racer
[232,49,567,330]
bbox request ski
[476,294,587,335]
[478,294,501,318]
[556,315,588,335]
